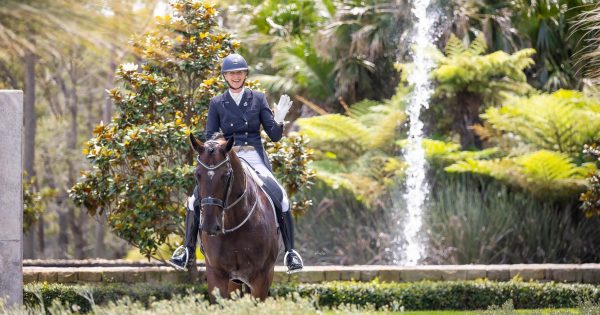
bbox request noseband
[196,154,257,234]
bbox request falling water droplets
[394,0,436,266]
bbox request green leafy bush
[69,0,237,258]
[20,280,600,313]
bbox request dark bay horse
[189,134,279,300]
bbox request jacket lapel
[238,89,255,114]
[222,90,245,119]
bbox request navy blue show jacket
[205,88,284,172]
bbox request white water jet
[395,0,435,265]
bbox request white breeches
[188,149,290,212]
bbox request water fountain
[394,0,436,265]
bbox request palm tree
[572,2,600,85]
[439,0,596,90]
[315,0,409,106]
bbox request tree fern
[465,33,487,57]
[517,150,592,184]
[349,99,380,117]
[481,89,600,157]
[446,150,595,198]
[395,138,500,167]
[432,45,535,102]
[444,34,467,57]
[297,84,409,205]
[296,114,371,160]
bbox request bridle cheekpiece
[195,153,256,234]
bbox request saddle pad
[240,160,279,227]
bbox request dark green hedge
[24,280,600,312]
[276,281,600,310]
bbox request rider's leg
[169,186,200,270]
[275,190,303,273]
[236,149,303,273]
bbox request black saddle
[256,172,284,214]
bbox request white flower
[122,63,138,72]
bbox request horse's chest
[204,238,264,269]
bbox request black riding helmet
[221,53,248,90]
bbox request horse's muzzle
[202,224,221,236]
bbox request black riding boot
[276,209,303,274]
[168,188,200,271]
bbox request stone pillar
[0,90,23,307]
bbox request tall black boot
[168,187,200,271]
[276,209,303,273]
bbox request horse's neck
[225,156,254,222]
[228,156,247,200]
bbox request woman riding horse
[169,53,304,274]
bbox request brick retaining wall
[23,264,600,284]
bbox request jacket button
[245,142,248,145]
[230,123,233,126]
[245,122,248,125]
[245,132,248,135]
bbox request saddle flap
[239,160,282,225]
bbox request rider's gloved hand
[274,94,292,124]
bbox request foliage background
[3,0,600,265]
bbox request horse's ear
[189,133,204,154]
[224,137,234,152]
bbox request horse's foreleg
[206,267,230,302]
[249,267,275,301]
[228,280,242,298]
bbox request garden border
[23,264,600,284]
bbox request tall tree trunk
[23,51,37,259]
[37,217,45,257]
[454,91,483,150]
[39,149,58,258]
[93,49,117,258]
[94,215,107,258]
[57,201,69,258]
[67,79,87,259]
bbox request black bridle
[196,154,256,234]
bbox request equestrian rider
[169,53,304,274]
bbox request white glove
[187,195,195,211]
[273,94,293,124]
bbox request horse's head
[189,133,235,235]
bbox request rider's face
[223,70,247,91]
